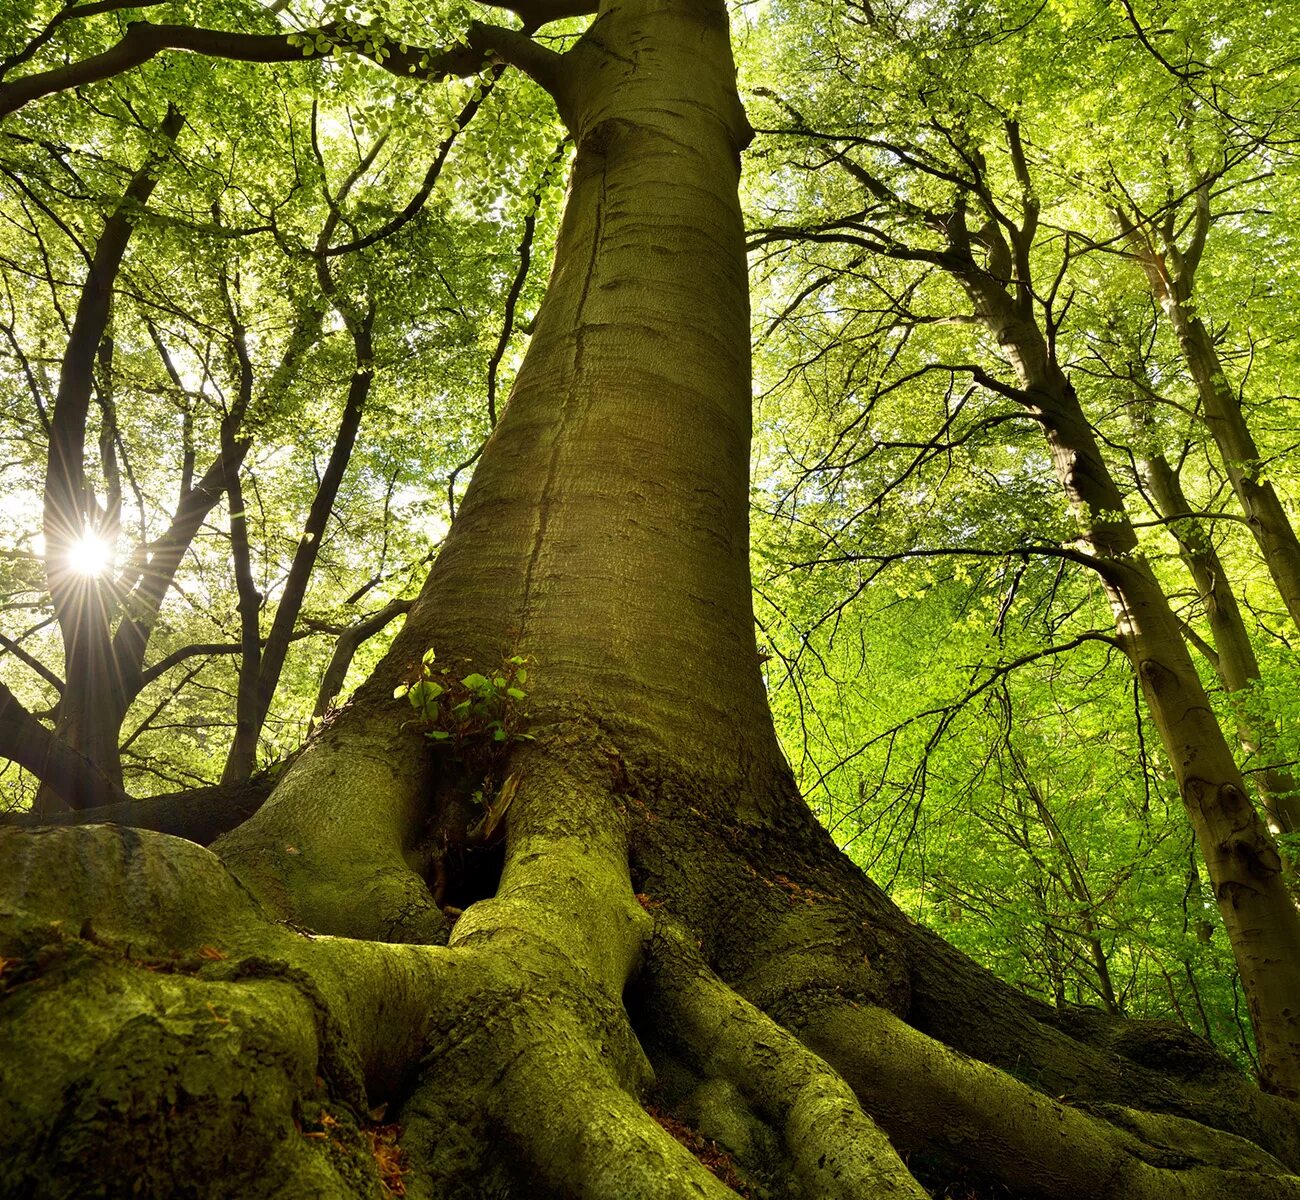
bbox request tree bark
[1117,191,1300,635]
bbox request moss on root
[0,941,382,1198]
[4,773,1300,1200]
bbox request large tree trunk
[4,4,1300,1197]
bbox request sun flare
[66,530,112,578]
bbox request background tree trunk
[36,104,184,812]
[1118,192,1300,634]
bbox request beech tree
[3,2,1300,1197]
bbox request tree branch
[324,66,505,257]
[0,774,272,844]
[802,632,1123,798]
[481,0,598,24]
[0,0,167,82]
[0,630,64,693]
[0,681,127,807]
[466,21,567,99]
[0,19,503,119]
[1181,177,1212,282]
[311,598,413,717]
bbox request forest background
[1,0,1297,1101]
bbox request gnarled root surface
[3,719,1299,1198]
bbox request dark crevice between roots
[904,1151,1022,1200]
[437,839,507,913]
[412,764,514,917]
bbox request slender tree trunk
[1165,301,1300,630]
[221,313,374,784]
[1136,445,1300,842]
[1118,197,1300,634]
[963,283,1300,1096]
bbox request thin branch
[804,632,1122,798]
[0,18,550,119]
[0,630,65,693]
[486,139,567,423]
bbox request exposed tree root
[213,710,448,943]
[398,981,737,1199]
[0,825,458,1197]
[640,917,929,1197]
[0,776,272,844]
[800,1002,1300,1199]
[6,720,1300,1199]
[627,767,1300,1174]
[389,733,743,1197]
[897,910,1300,1170]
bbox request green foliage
[742,0,1300,1068]
[395,649,533,756]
